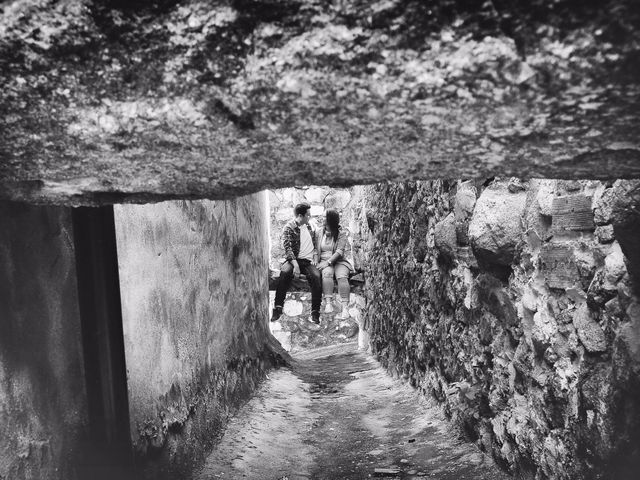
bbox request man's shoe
[309,310,320,324]
[271,306,283,322]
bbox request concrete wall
[114,194,278,478]
[0,203,88,480]
[360,180,640,480]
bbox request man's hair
[293,202,311,217]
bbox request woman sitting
[316,209,354,319]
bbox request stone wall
[268,186,369,350]
[269,291,367,353]
[360,179,640,480]
[114,194,284,479]
[268,186,365,271]
[0,203,88,480]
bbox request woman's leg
[321,266,335,312]
[334,264,351,318]
[321,266,335,296]
[334,264,350,303]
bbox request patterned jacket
[282,220,317,261]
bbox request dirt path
[195,343,510,480]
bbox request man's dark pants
[275,259,322,313]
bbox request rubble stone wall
[268,291,367,353]
[360,179,640,480]
[0,203,88,480]
[268,186,365,271]
[267,186,369,351]
[114,194,282,479]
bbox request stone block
[434,213,457,258]
[573,304,607,353]
[468,186,526,267]
[540,243,579,290]
[310,204,324,217]
[283,299,304,317]
[603,242,627,290]
[304,187,326,204]
[454,183,476,221]
[325,190,352,210]
[551,194,595,232]
[595,225,615,243]
[593,187,615,225]
[536,182,556,217]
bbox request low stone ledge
[268,268,365,294]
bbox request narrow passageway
[195,343,509,480]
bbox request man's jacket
[281,220,317,261]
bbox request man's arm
[282,223,295,261]
[282,223,300,276]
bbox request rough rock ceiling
[1,0,639,204]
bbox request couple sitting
[271,202,353,324]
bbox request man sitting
[272,202,322,324]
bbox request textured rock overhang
[1,0,639,204]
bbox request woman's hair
[324,209,340,239]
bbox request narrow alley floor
[195,343,510,480]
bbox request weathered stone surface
[268,291,365,353]
[304,187,326,204]
[595,225,615,243]
[609,181,640,284]
[603,242,628,291]
[540,243,580,289]
[573,304,607,353]
[454,181,476,246]
[551,194,595,232]
[593,187,616,226]
[324,190,352,210]
[434,213,457,259]
[1,2,639,205]
[114,195,284,478]
[0,204,88,480]
[283,299,304,317]
[468,184,527,267]
[360,179,640,480]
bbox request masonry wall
[268,186,364,271]
[0,203,88,480]
[268,186,368,350]
[360,180,640,480]
[114,194,281,479]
